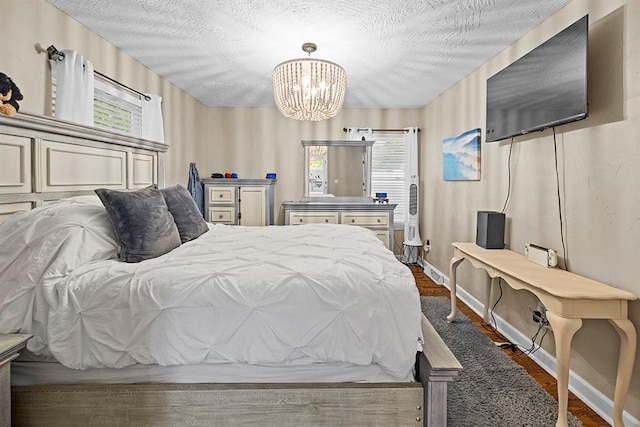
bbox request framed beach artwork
[442,128,481,181]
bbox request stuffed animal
[0,72,23,116]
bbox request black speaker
[476,211,505,249]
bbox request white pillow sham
[0,196,118,346]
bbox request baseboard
[419,259,640,427]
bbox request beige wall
[4,0,209,188]
[420,0,640,419]
[204,107,420,231]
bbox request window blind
[371,137,406,223]
[93,79,142,136]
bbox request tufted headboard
[0,112,168,223]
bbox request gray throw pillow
[160,184,209,243]
[95,186,182,263]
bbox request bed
[0,112,461,426]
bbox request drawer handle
[325,219,329,223]
[219,214,224,219]
[351,219,355,223]
[377,219,381,223]
[219,194,223,198]
[299,218,303,223]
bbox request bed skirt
[11,360,409,386]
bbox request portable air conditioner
[402,175,422,264]
[403,174,422,247]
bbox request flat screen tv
[486,15,588,143]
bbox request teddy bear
[0,72,23,116]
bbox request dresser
[282,199,397,251]
[202,179,276,226]
[1,334,31,427]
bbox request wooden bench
[417,313,463,427]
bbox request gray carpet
[421,296,584,427]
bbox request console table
[448,242,637,427]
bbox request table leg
[545,311,582,427]
[608,318,637,427]
[447,256,465,322]
[483,275,492,323]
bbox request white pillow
[0,195,117,337]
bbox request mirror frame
[301,140,374,198]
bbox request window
[51,71,143,137]
[93,79,143,136]
[370,134,406,224]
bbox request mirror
[302,140,373,199]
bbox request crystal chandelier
[272,43,346,121]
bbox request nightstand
[1,334,31,427]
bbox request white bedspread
[0,196,423,381]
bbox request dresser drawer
[289,211,338,225]
[374,230,390,248]
[209,207,236,224]
[342,212,388,227]
[208,186,236,204]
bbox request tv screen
[486,15,588,143]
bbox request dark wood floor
[410,264,609,427]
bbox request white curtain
[142,94,165,143]
[345,127,373,197]
[50,50,94,126]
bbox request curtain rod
[47,45,151,101]
[343,127,420,133]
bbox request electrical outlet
[532,300,549,327]
[536,301,547,317]
[423,239,431,253]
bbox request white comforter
[0,196,423,381]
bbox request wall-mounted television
[485,15,588,143]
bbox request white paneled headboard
[0,112,168,223]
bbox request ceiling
[46,0,571,110]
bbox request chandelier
[272,43,346,121]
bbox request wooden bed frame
[0,113,461,426]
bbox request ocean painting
[443,128,481,181]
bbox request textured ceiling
[46,0,571,109]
